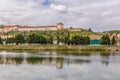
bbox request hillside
[8,30,103,40]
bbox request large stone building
[0,23,82,32]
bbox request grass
[0,44,119,51]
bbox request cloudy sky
[0,0,120,31]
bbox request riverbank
[0,45,119,51]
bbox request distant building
[0,23,83,39]
[0,23,82,33]
[57,23,64,30]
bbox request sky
[0,0,120,31]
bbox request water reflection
[0,51,120,69]
[0,51,120,80]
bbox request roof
[57,23,63,25]
[18,26,57,28]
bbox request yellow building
[0,23,82,32]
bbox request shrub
[6,37,15,43]
[15,34,25,45]
[100,34,110,45]
[0,37,3,44]
[111,36,116,45]
[71,35,90,45]
[26,33,47,44]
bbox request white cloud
[102,10,113,16]
[50,3,67,12]
[0,0,120,31]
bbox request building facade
[0,23,82,33]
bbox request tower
[57,23,64,30]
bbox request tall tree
[100,34,110,45]
[56,30,70,44]
[71,35,90,45]
[6,37,15,44]
[15,34,25,45]
[26,33,40,44]
[26,33,47,44]
[0,24,5,34]
[88,28,92,32]
[111,36,116,45]
[0,37,3,44]
[63,31,70,45]
[71,35,80,45]
[106,34,110,45]
[85,36,90,44]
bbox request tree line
[0,30,91,45]
[0,31,117,46]
[100,34,116,45]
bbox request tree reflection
[100,52,110,66]
[0,51,117,69]
[0,54,91,69]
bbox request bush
[56,30,70,45]
[26,33,40,43]
[71,35,90,45]
[46,35,53,44]
[0,37,3,44]
[15,34,25,45]
[6,37,15,43]
[26,33,47,44]
[100,34,110,45]
[111,36,116,45]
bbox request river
[0,51,120,80]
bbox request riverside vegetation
[0,30,118,51]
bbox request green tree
[42,31,53,44]
[0,37,3,44]
[15,34,25,45]
[79,36,84,44]
[0,24,5,34]
[63,31,70,45]
[100,34,110,45]
[88,28,92,32]
[71,35,80,45]
[57,34,60,44]
[6,37,15,44]
[56,30,70,45]
[46,35,53,44]
[71,35,90,45]
[84,36,90,44]
[106,34,110,45]
[39,35,47,44]
[111,36,116,45]
[26,33,47,44]
[100,35,105,44]
[26,33,40,44]
[56,30,64,44]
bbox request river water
[0,51,120,80]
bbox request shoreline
[0,45,119,51]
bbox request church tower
[57,23,63,30]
